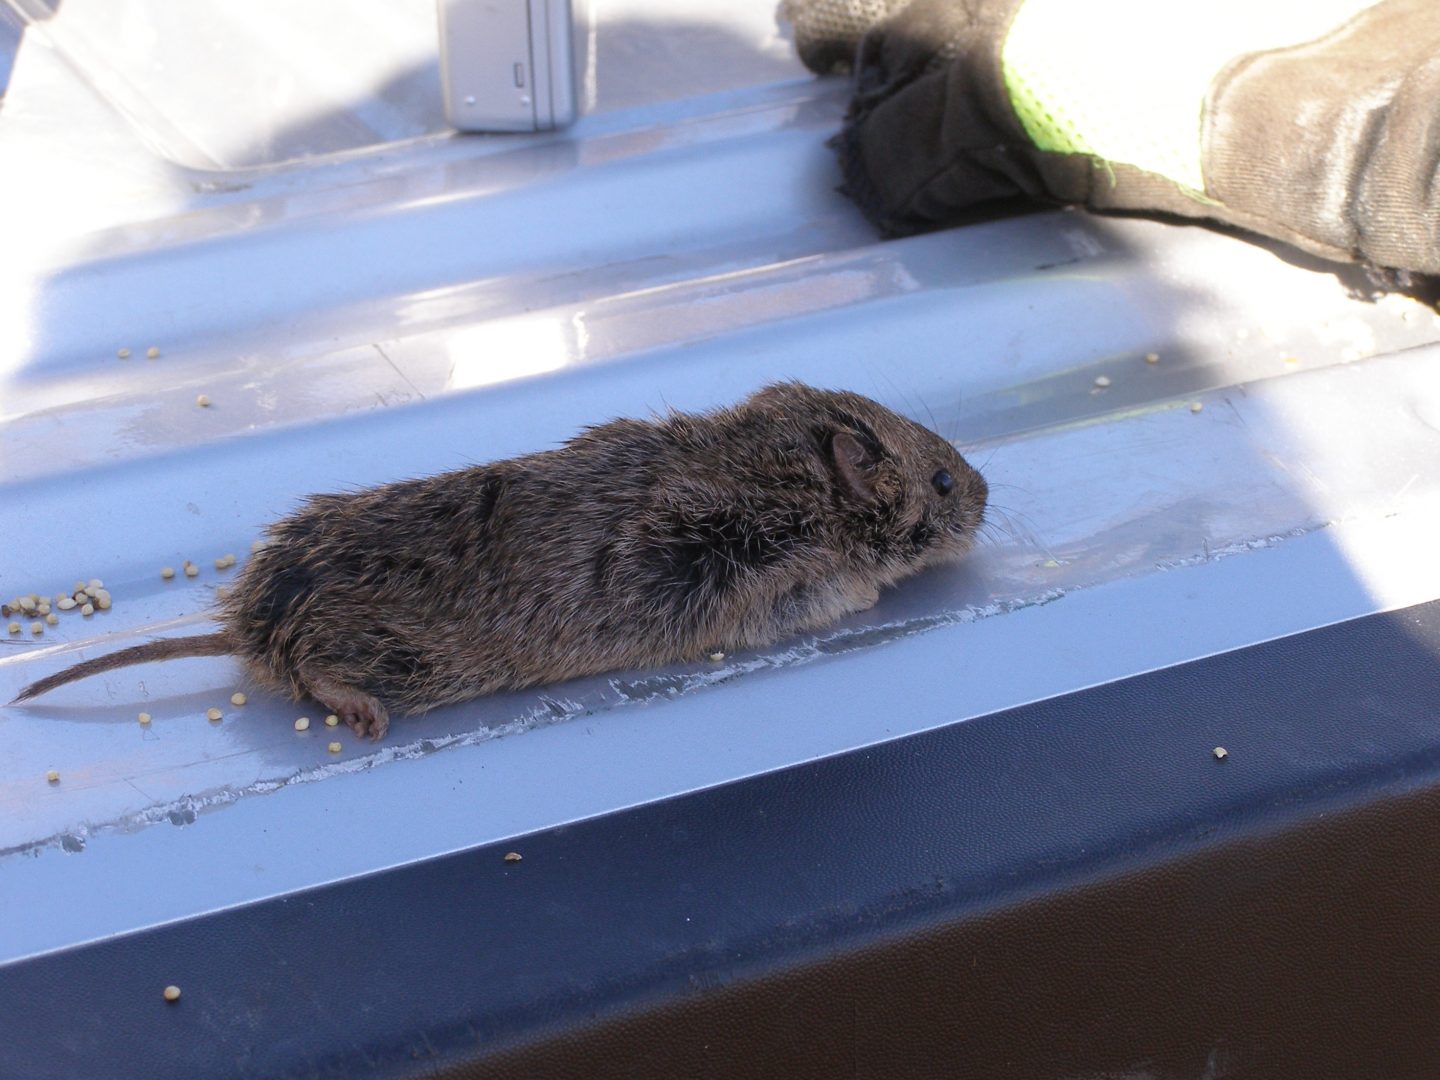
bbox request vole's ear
[830,430,877,503]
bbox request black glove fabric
[786,0,1440,275]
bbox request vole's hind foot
[302,670,390,741]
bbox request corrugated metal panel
[3,0,1439,968]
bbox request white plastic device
[437,0,577,132]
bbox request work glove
[782,0,1440,276]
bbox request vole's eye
[931,469,954,496]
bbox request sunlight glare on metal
[445,315,579,391]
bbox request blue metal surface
[3,0,1440,970]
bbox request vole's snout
[970,466,989,522]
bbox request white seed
[29,621,43,635]
[54,593,67,604]
[95,590,112,610]
[37,602,51,615]
[138,712,152,725]
[1213,746,1229,760]
[324,714,339,727]
[6,622,19,634]
[57,597,79,610]
[1093,375,1112,388]
[45,613,58,626]
[146,346,160,359]
[1144,352,1160,364]
[206,707,222,721]
[503,852,522,863]
[195,394,211,408]
[160,566,176,580]
[80,603,95,616]
[88,579,103,590]
[231,692,247,706]
[328,741,342,753]
[73,580,86,592]
[117,347,132,359]
[184,564,199,578]
[1190,402,1204,413]
[46,769,59,783]
[708,652,725,662]
[18,597,35,612]
[294,716,310,732]
[163,985,181,1002]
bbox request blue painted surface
[3,0,1440,967]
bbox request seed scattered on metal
[294,717,310,732]
[708,652,725,662]
[117,347,132,359]
[88,579,103,590]
[1190,402,1204,413]
[184,564,199,578]
[47,770,60,783]
[324,714,339,727]
[45,613,59,626]
[18,596,35,613]
[29,621,43,635]
[503,852,523,863]
[1144,352,1160,364]
[146,346,161,359]
[95,590,112,610]
[80,603,95,616]
[206,707,222,721]
[328,741,342,753]
[6,622,18,635]
[163,985,181,1002]
[231,692,247,706]
[160,567,176,580]
[196,394,211,408]
[1093,375,1111,388]
[139,712,152,725]
[1213,746,1228,760]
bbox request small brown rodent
[13,382,987,740]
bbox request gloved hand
[783,0,1440,276]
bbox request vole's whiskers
[979,502,1058,562]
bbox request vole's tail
[9,632,233,704]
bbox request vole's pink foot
[303,669,390,741]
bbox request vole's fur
[13,383,987,740]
